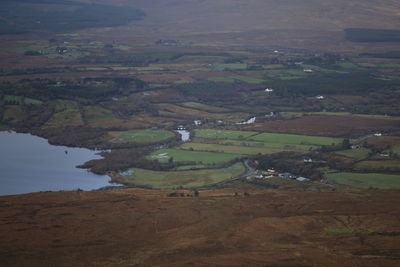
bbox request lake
[0,131,114,196]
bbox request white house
[296,177,311,182]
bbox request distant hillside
[0,0,144,34]
[90,0,400,51]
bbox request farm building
[296,177,311,182]
[279,172,296,179]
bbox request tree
[342,138,351,149]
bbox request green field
[83,106,125,128]
[213,63,247,70]
[195,129,258,140]
[335,148,371,159]
[114,129,175,143]
[354,160,400,172]
[207,77,237,83]
[338,62,359,69]
[324,227,360,235]
[4,95,42,105]
[44,100,83,128]
[174,164,207,171]
[325,172,400,189]
[282,111,399,120]
[250,133,343,146]
[208,76,265,84]
[119,162,246,189]
[389,144,400,153]
[149,148,241,165]
[2,106,26,123]
[180,102,230,112]
[134,66,164,71]
[180,142,315,155]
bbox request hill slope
[87,0,400,51]
[1,188,400,266]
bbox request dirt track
[1,188,400,266]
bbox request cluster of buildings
[248,169,311,182]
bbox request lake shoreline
[0,131,115,196]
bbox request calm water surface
[0,131,113,196]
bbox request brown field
[1,188,400,266]
[155,103,249,121]
[365,136,400,149]
[244,115,400,137]
[130,89,186,103]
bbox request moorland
[1,0,400,265]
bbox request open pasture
[195,129,258,140]
[179,102,231,113]
[2,106,27,124]
[390,144,400,154]
[208,76,265,84]
[156,104,249,121]
[365,136,400,150]
[44,100,83,128]
[245,115,400,137]
[294,112,400,120]
[149,148,241,165]
[4,95,42,105]
[82,106,149,129]
[325,171,400,189]
[118,162,245,189]
[180,142,315,155]
[354,160,400,172]
[213,64,247,71]
[335,148,371,160]
[83,106,125,128]
[109,129,175,143]
[249,133,343,146]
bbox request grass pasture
[335,148,371,160]
[324,227,360,235]
[155,104,249,121]
[44,100,83,128]
[249,133,343,146]
[179,102,230,112]
[191,129,337,155]
[119,162,245,189]
[213,64,247,71]
[195,129,258,140]
[4,95,42,105]
[208,76,265,84]
[389,144,400,154]
[2,106,26,124]
[180,142,315,155]
[325,172,400,189]
[110,129,175,143]
[149,149,241,165]
[83,106,125,128]
[354,160,400,172]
